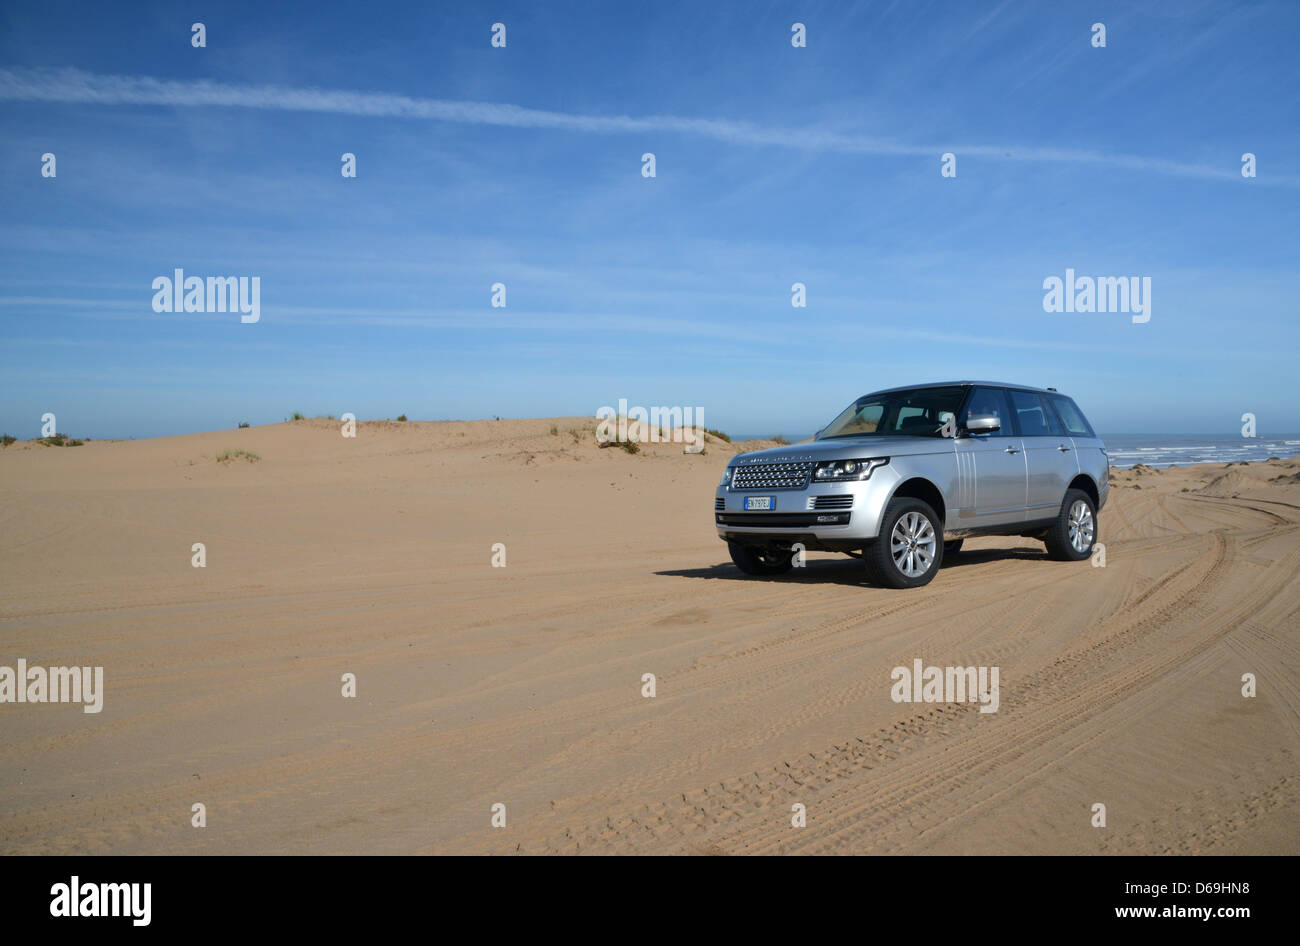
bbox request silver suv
[715,382,1108,588]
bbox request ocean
[731,433,1300,469]
[1097,433,1300,469]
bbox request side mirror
[963,413,1000,436]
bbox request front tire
[865,498,943,589]
[1044,489,1097,561]
[728,543,796,576]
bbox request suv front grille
[730,461,814,491]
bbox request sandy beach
[0,418,1296,855]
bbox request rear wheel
[728,543,796,576]
[865,498,943,588]
[1044,489,1097,561]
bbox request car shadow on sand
[656,546,1051,586]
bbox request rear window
[1046,395,1095,437]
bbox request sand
[0,419,1296,855]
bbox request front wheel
[1044,489,1097,561]
[728,543,796,576]
[864,498,943,589]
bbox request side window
[1008,390,1051,437]
[1040,396,1066,436]
[962,387,1009,437]
[1047,395,1095,437]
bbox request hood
[729,436,952,465]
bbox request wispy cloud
[0,66,1281,186]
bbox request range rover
[714,382,1107,588]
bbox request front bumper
[714,465,901,549]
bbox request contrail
[0,66,1275,184]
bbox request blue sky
[1,0,1297,439]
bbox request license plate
[744,496,775,511]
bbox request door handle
[1004,446,1020,454]
[1057,445,1071,452]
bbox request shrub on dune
[216,449,260,463]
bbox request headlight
[720,467,734,487]
[812,457,889,482]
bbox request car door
[1045,393,1106,508]
[953,386,1026,527]
[1007,389,1076,520]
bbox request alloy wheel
[890,511,936,577]
[1068,499,1095,553]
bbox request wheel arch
[886,476,947,526]
[1067,473,1100,509]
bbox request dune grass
[216,448,260,464]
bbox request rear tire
[864,498,943,589]
[728,543,796,576]
[1044,489,1097,561]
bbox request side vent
[809,495,854,510]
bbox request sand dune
[0,419,1296,854]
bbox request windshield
[817,386,967,439]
